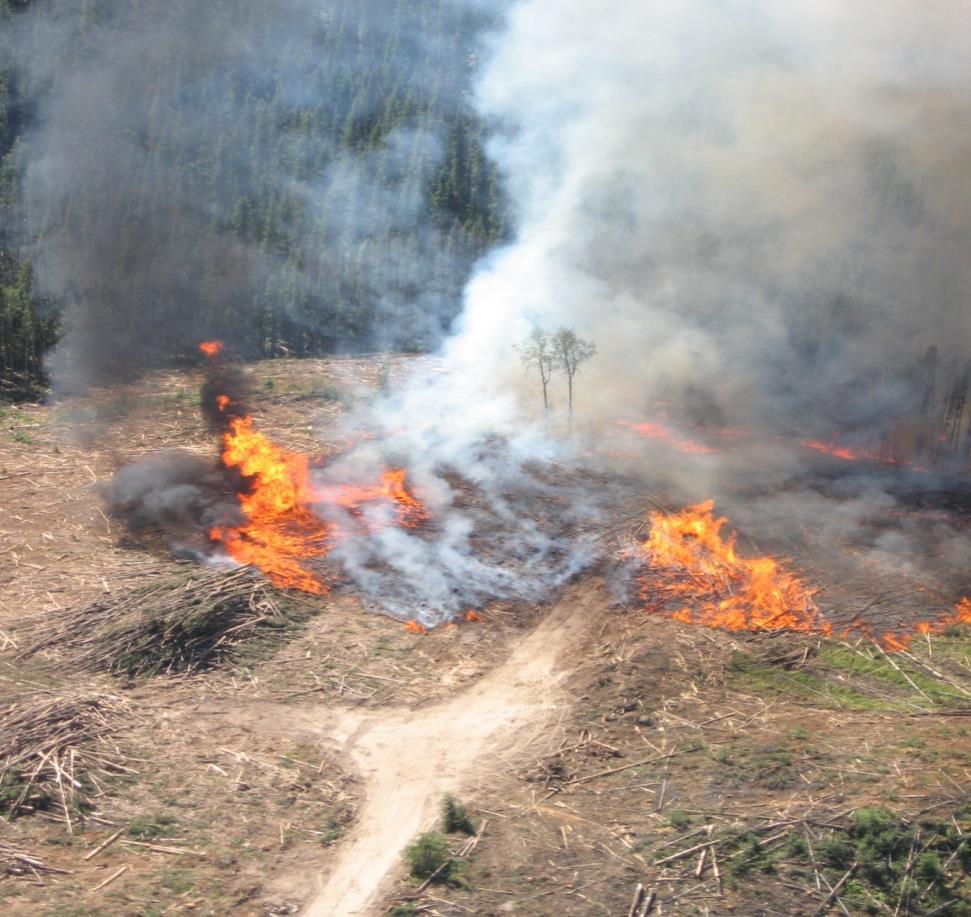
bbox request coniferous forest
[0,0,506,392]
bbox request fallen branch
[0,842,71,877]
[565,746,700,786]
[814,862,858,915]
[0,691,130,824]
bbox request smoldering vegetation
[47,0,971,627]
[432,0,971,617]
[315,380,619,622]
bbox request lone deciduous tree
[516,327,554,411]
[551,326,595,427]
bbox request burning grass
[0,691,131,829]
[639,500,971,651]
[17,566,314,677]
[200,342,426,596]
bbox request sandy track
[303,587,596,916]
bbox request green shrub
[127,813,178,840]
[404,831,448,880]
[915,851,942,883]
[666,809,692,830]
[441,794,475,835]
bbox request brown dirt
[303,580,598,915]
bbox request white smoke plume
[331,0,971,620]
[447,0,971,438]
[102,1,971,624]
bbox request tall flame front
[201,343,424,594]
[210,415,331,593]
[641,501,970,650]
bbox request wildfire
[801,439,929,473]
[640,501,971,650]
[616,419,716,455]
[199,340,223,358]
[641,500,829,635]
[210,415,330,593]
[314,469,426,529]
[207,403,424,593]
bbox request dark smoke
[5,0,501,390]
[104,451,240,541]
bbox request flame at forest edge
[640,501,971,651]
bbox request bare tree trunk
[567,372,574,431]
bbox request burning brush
[638,500,971,651]
[106,342,605,626]
[108,342,426,597]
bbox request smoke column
[6,0,499,389]
[447,0,971,444]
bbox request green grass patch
[728,638,971,712]
[730,806,971,913]
[127,813,179,840]
[728,650,889,710]
[819,645,970,707]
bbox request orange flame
[404,620,427,634]
[199,340,223,358]
[641,500,829,636]
[215,394,230,412]
[801,439,929,472]
[210,416,329,593]
[465,610,481,622]
[640,502,970,650]
[616,419,716,455]
[208,413,425,593]
[315,469,426,529]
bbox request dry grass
[381,608,971,917]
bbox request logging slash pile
[0,692,131,829]
[17,566,311,677]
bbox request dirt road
[303,586,596,916]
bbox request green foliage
[0,0,508,389]
[0,255,58,396]
[441,794,475,835]
[403,831,448,880]
[810,807,970,912]
[666,809,692,830]
[127,813,179,840]
[319,817,345,846]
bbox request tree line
[0,0,506,393]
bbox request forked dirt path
[303,585,598,916]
